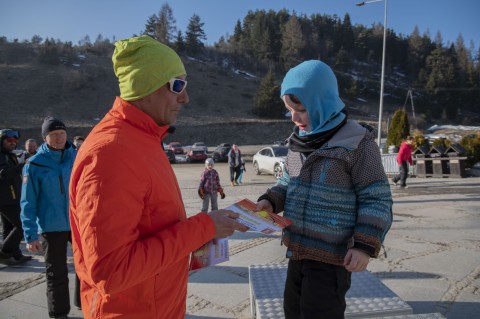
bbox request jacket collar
[111,97,170,140]
[323,120,369,151]
[35,141,74,163]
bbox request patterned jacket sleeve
[214,169,221,189]
[350,137,393,257]
[199,170,206,188]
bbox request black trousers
[41,231,75,318]
[229,166,241,182]
[284,259,351,319]
[0,205,24,258]
[1,213,14,241]
[392,161,409,187]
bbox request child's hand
[198,188,205,199]
[256,199,273,212]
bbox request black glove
[198,188,204,199]
[218,187,225,199]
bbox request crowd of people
[1,35,396,319]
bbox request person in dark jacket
[256,60,393,319]
[20,117,78,319]
[227,144,242,186]
[0,129,32,264]
[198,158,225,212]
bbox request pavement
[1,161,479,319]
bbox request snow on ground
[427,124,480,132]
[425,124,480,142]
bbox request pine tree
[280,14,305,71]
[341,13,354,52]
[38,38,60,65]
[143,14,158,38]
[253,69,284,118]
[334,47,351,72]
[173,31,185,53]
[31,35,43,45]
[156,3,177,44]
[185,14,206,54]
[424,45,459,119]
[387,108,410,148]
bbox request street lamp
[356,0,388,148]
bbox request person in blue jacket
[20,117,77,319]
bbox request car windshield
[272,147,288,157]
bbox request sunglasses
[2,130,19,139]
[168,78,187,94]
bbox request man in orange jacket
[69,36,248,319]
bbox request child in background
[238,158,246,184]
[198,158,225,212]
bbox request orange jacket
[69,97,215,318]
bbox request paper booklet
[190,198,292,271]
[227,198,292,234]
[190,238,229,271]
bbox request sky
[1,0,479,51]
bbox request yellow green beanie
[112,35,186,101]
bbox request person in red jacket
[69,35,248,319]
[392,136,414,188]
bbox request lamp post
[356,0,388,148]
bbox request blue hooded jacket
[20,142,76,242]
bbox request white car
[192,142,208,153]
[252,146,288,179]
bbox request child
[237,158,246,184]
[198,158,225,212]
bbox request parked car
[212,143,232,162]
[252,146,288,179]
[168,142,184,154]
[186,148,208,163]
[192,142,208,153]
[163,145,176,164]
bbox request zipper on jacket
[10,185,16,200]
[58,175,65,194]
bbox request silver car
[252,146,288,179]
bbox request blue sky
[1,0,479,50]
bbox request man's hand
[26,240,42,253]
[198,188,204,199]
[256,199,273,212]
[344,248,370,272]
[209,209,249,238]
[218,187,225,199]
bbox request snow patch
[234,69,257,78]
